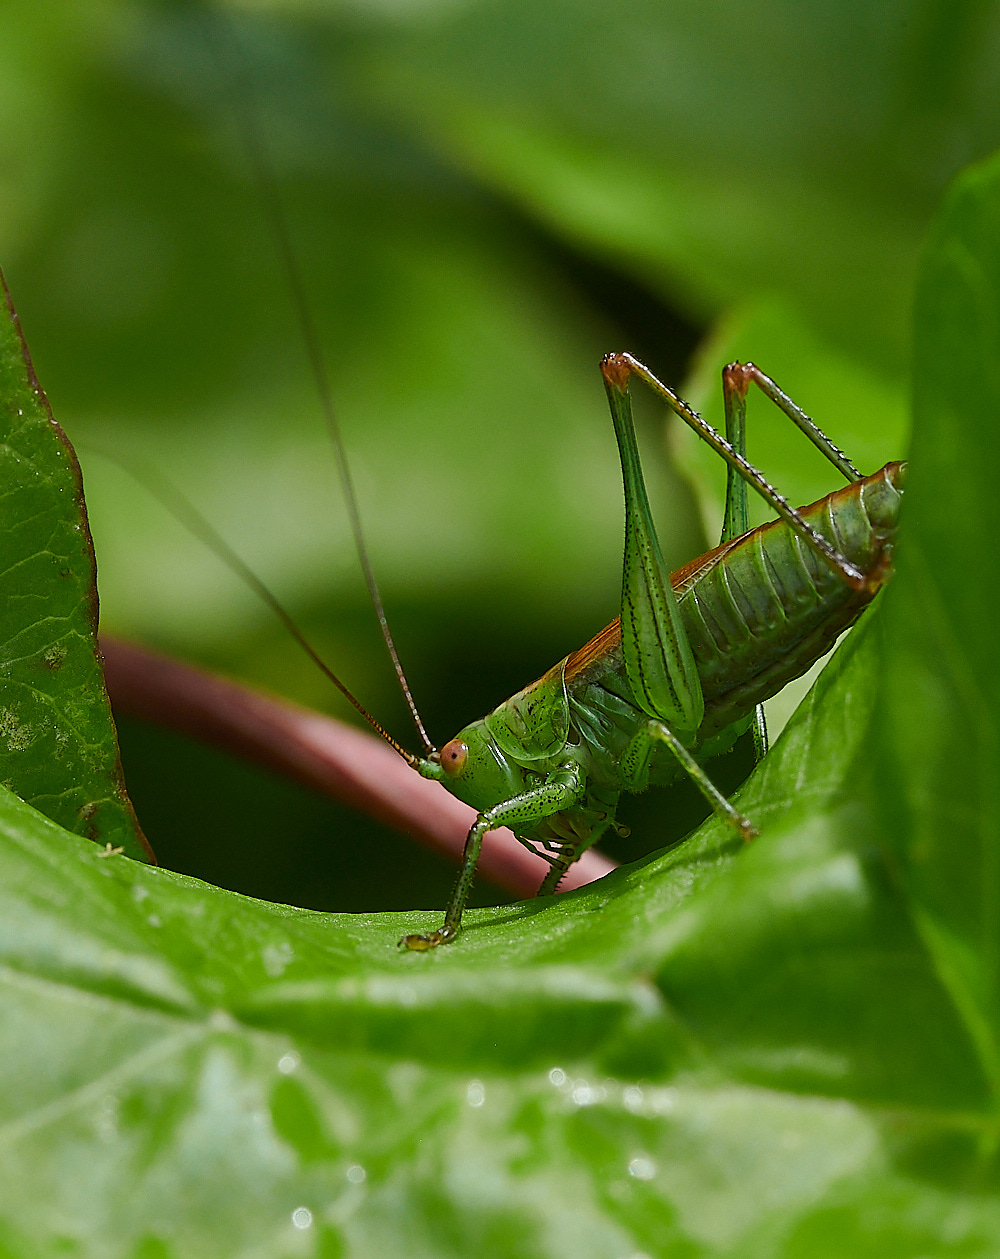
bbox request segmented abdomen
[677,461,905,736]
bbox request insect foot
[739,816,759,843]
[399,927,456,951]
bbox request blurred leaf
[340,0,1000,375]
[4,6,703,723]
[0,274,150,861]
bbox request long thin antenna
[89,446,422,769]
[205,19,435,755]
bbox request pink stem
[100,637,618,898]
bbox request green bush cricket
[130,25,905,947]
[384,353,904,948]
[101,340,903,946]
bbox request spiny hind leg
[722,361,861,486]
[719,360,864,761]
[621,719,757,842]
[719,365,770,758]
[746,705,769,763]
[603,353,867,591]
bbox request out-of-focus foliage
[346,0,1000,374]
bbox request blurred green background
[1,0,989,912]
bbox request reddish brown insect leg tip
[723,361,754,399]
[600,353,632,391]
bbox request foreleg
[400,763,585,950]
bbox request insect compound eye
[439,739,469,776]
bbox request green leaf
[0,275,150,862]
[870,148,1000,1097]
[0,602,998,1256]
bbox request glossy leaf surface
[0,616,995,1256]
[872,150,1000,1103]
[0,277,149,862]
